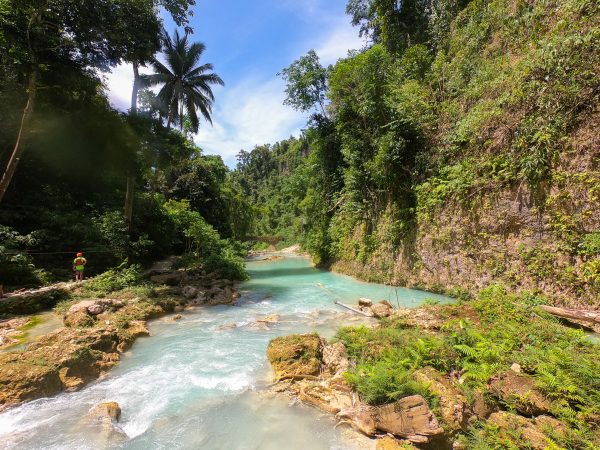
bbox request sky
[105,0,365,167]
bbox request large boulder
[358,298,373,307]
[267,334,322,380]
[338,395,444,444]
[322,341,349,376]
[414,367,474,431]
[297,381,353,414]
[87,401,127,444]
[489,371,551,416]
[181,286,198,299]
[371,302,393,318]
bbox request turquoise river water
[0,255,451,450]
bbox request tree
[0,0,161,203]
[279,50,329,117]
[140,30,224,132]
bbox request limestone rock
[371,302,393,318]
[487,412,558,450]
[414,367,474,431]
[267,334,322,380]
[358,298,373,307]
[68,300,96,314]
[87,401,127,443]
[338,395,444,444]
[172,314,183,321]
[0,327,122,408]
[297,381,353,414]
[393,307,445,330]
[376,436,418,450]
[322,341,349,376]
[88,401,121,423]
[64,309,95,328]
[489,371,551,416]
[257,314,281,324]
[87,304,105,316]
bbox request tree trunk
[124,174,135,231]
[540,305,600,325]
[0,70,38,204]
[131,61,140,114]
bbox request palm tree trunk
[131,61,140,114]
[124,61,140,231]
[0,69,38,204]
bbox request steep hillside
[240,0,600,308]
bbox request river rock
[257,314,280,324]
[338,395,444,444]
[87,401,127,443]
[267,334,322,380]
[358,298,373,307]
[414,367,474,431]
[322,341,349,376]
[489,371,551,416]
[371,302,393,318]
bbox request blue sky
[106,0,364,166]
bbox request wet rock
[172,314,183,321]
[89,401,121,423]
[414,367,474,431]
[338,395,444,444]
[358,298,373,307]
[127,321,150,338]
[257,314,281,324]
[322,341,349,376]
[371,302,393,318]
[182,286,198,299]
[87,401,127,443]
[267,334,322,380]
[489,371,551,416]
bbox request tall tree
[0,0,161,204]
[278,50,330,117]
[141,30,224,132]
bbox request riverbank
[267,286,600,449]
[0,262,240,411]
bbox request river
[0,254,451,450]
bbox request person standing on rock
[73,252,87,282]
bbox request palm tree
[141,30,224,132]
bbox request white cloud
[103,63,134,111]
[316,20,365,65]
[194,79,306,166]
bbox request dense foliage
[337,287,600,448]
[236,0,600,304]
[0,0,249,287]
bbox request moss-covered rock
[266,333,322,380]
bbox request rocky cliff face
[332,114,600,308]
